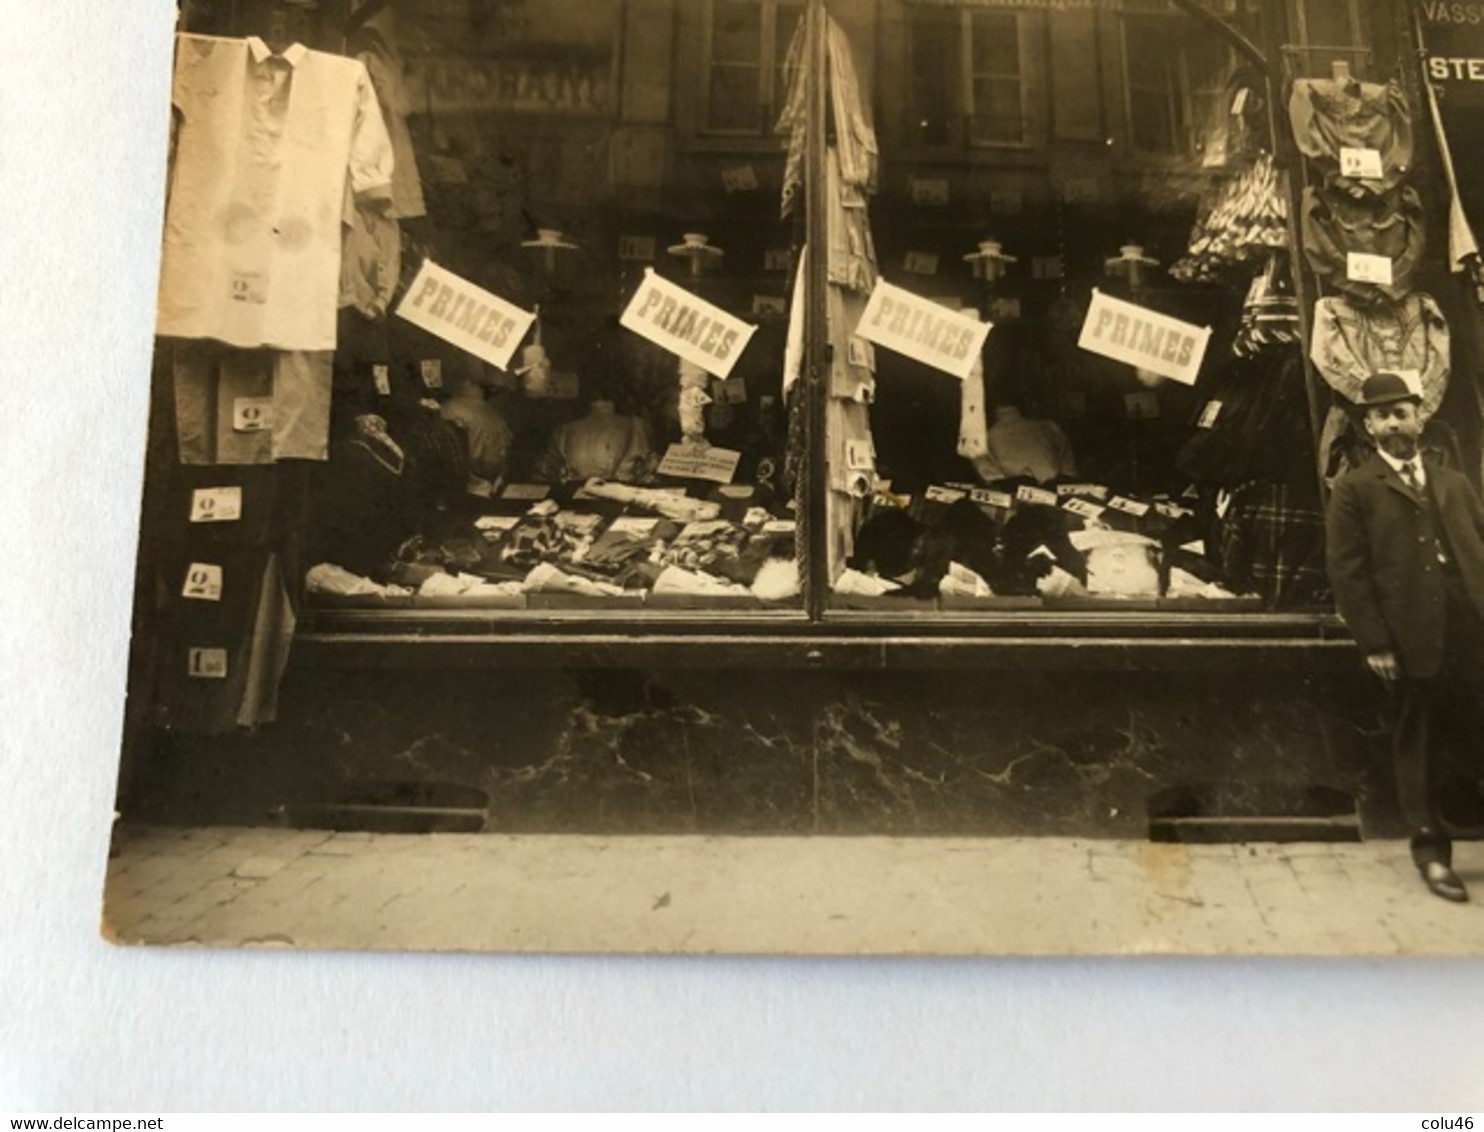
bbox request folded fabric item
[1085,543,1161,598]
[418,572,522,598]
[750,557,801,601]
[1171,154,1290,283]
[833,568,901,597]
[1037,566,1088,600]
[305,562,411,598]
[1301,185,1425,303]
[1068,528,1158,553]
[580,479,722,522]
[1289,77,1413,197]
[1166,567,1239,600]
[939,562,993,599]
[1216,480,1329,610]
[652,565,750,596]
[522,562,626,597]
[1310,293,1449,419]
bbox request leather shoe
[1420,862,1469,903]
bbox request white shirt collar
[246,37,308,67]
[1376,447,1425,484]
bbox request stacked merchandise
[1171,153,1291,286]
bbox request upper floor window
[705,0,805,134]
[1121,14,1234,157]
[909,6,1030,147]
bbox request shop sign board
[656,444,742,484]
[620,269,757,380]
[857,280,994,381]
[405,52,611,116]
[1077,289,1210,386]
[396,260,536,372]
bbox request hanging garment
[158,34,395,351]
[1171,153,1290,284]
[339,182,402,320]
[1301,185,1426,304]
[1289,76,1413,196]
[1177,348,1314,488]
[1310,293,1450,420]
[350,26,426,220]
[173,340,333,465]
[1216,481,1329,610]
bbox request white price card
[1155,501,1195,519]
[971,488,1014,509]
[1347,252,1394,286]
[751,295,787,316]
[1339,147,1385,180]
[845,440,875,471]
[1107,496,1152,517]
[232,397,273,433]
[764,248,793,272]
[717,376,748,404]
[657,444,742,484]
[501,483,551,501]
[925,485,967,503]
[1057,483,1109,499]
[763,520,797,536]
[722,164,759,192]
[419,359,443,390]
[910,178,950,205]
[618,235,656,262]
[1198,400,1223,429]
[903,252,940,275]
[1016,485,1059,506]
[1062,497,1107,520]
[847,337,874,368]
[189,487,242,524]
[187,648,229,679]
[182,563,224,602]
[372,364,392,396]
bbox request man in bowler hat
[1327,371,1484,902]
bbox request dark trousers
[1393,575,1484,868]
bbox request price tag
[1339,147,1385,180]
[501,483,551,501]
[764,248,792,272]
[1181,540,1206,555]
[751,295,787,316]
[1156,501,1195,520]
[1062,497,1107,520]
[182,563,224,602]
[845,440,875,472]
[1347,252,1394,286]
[722,164,759,192]
[1057,483,1109,500]
[971,488,1014,510]
[1231,87,1251,115]
[910,178,950,206]
[229,270,267,306]
[989,297,1022,321]
[1198,400,1223,429]
[419,359,444,390]
[1107,496,1152,517]
[990,190,1024,215]
[618,235,656,262]
[763,519,797,536]
[1124,391,1161,420]
[1031,256,1064,281]
[189,487,242,524]
[607,517,661,536]
[372,364,392,396]
[925,485,967,503]
[847,337,874,368]
[1016,484,1059,506]
[232,397,273,433]
[187,648,228,680]
[717,376,748,404]
[903,252,940,275]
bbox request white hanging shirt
[157,34,395,350]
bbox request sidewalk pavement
[101,824,1484,956]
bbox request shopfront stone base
[122,661,1408,841]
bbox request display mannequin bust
[536,397,654,483]
[440,375,513,483]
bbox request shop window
[1290,0,1369,77]
[704,0,805,134]
[1121,14,1233,157]
[909,6,1031,148]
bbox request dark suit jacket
[1326,452,1484,679]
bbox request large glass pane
[713,0,764,64]
[827,1,1326,616]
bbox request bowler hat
[1358,371,1421,408]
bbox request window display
[132,0,1484,734]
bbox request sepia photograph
[102,0,1484,957]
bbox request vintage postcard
[105,0,1484,955]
